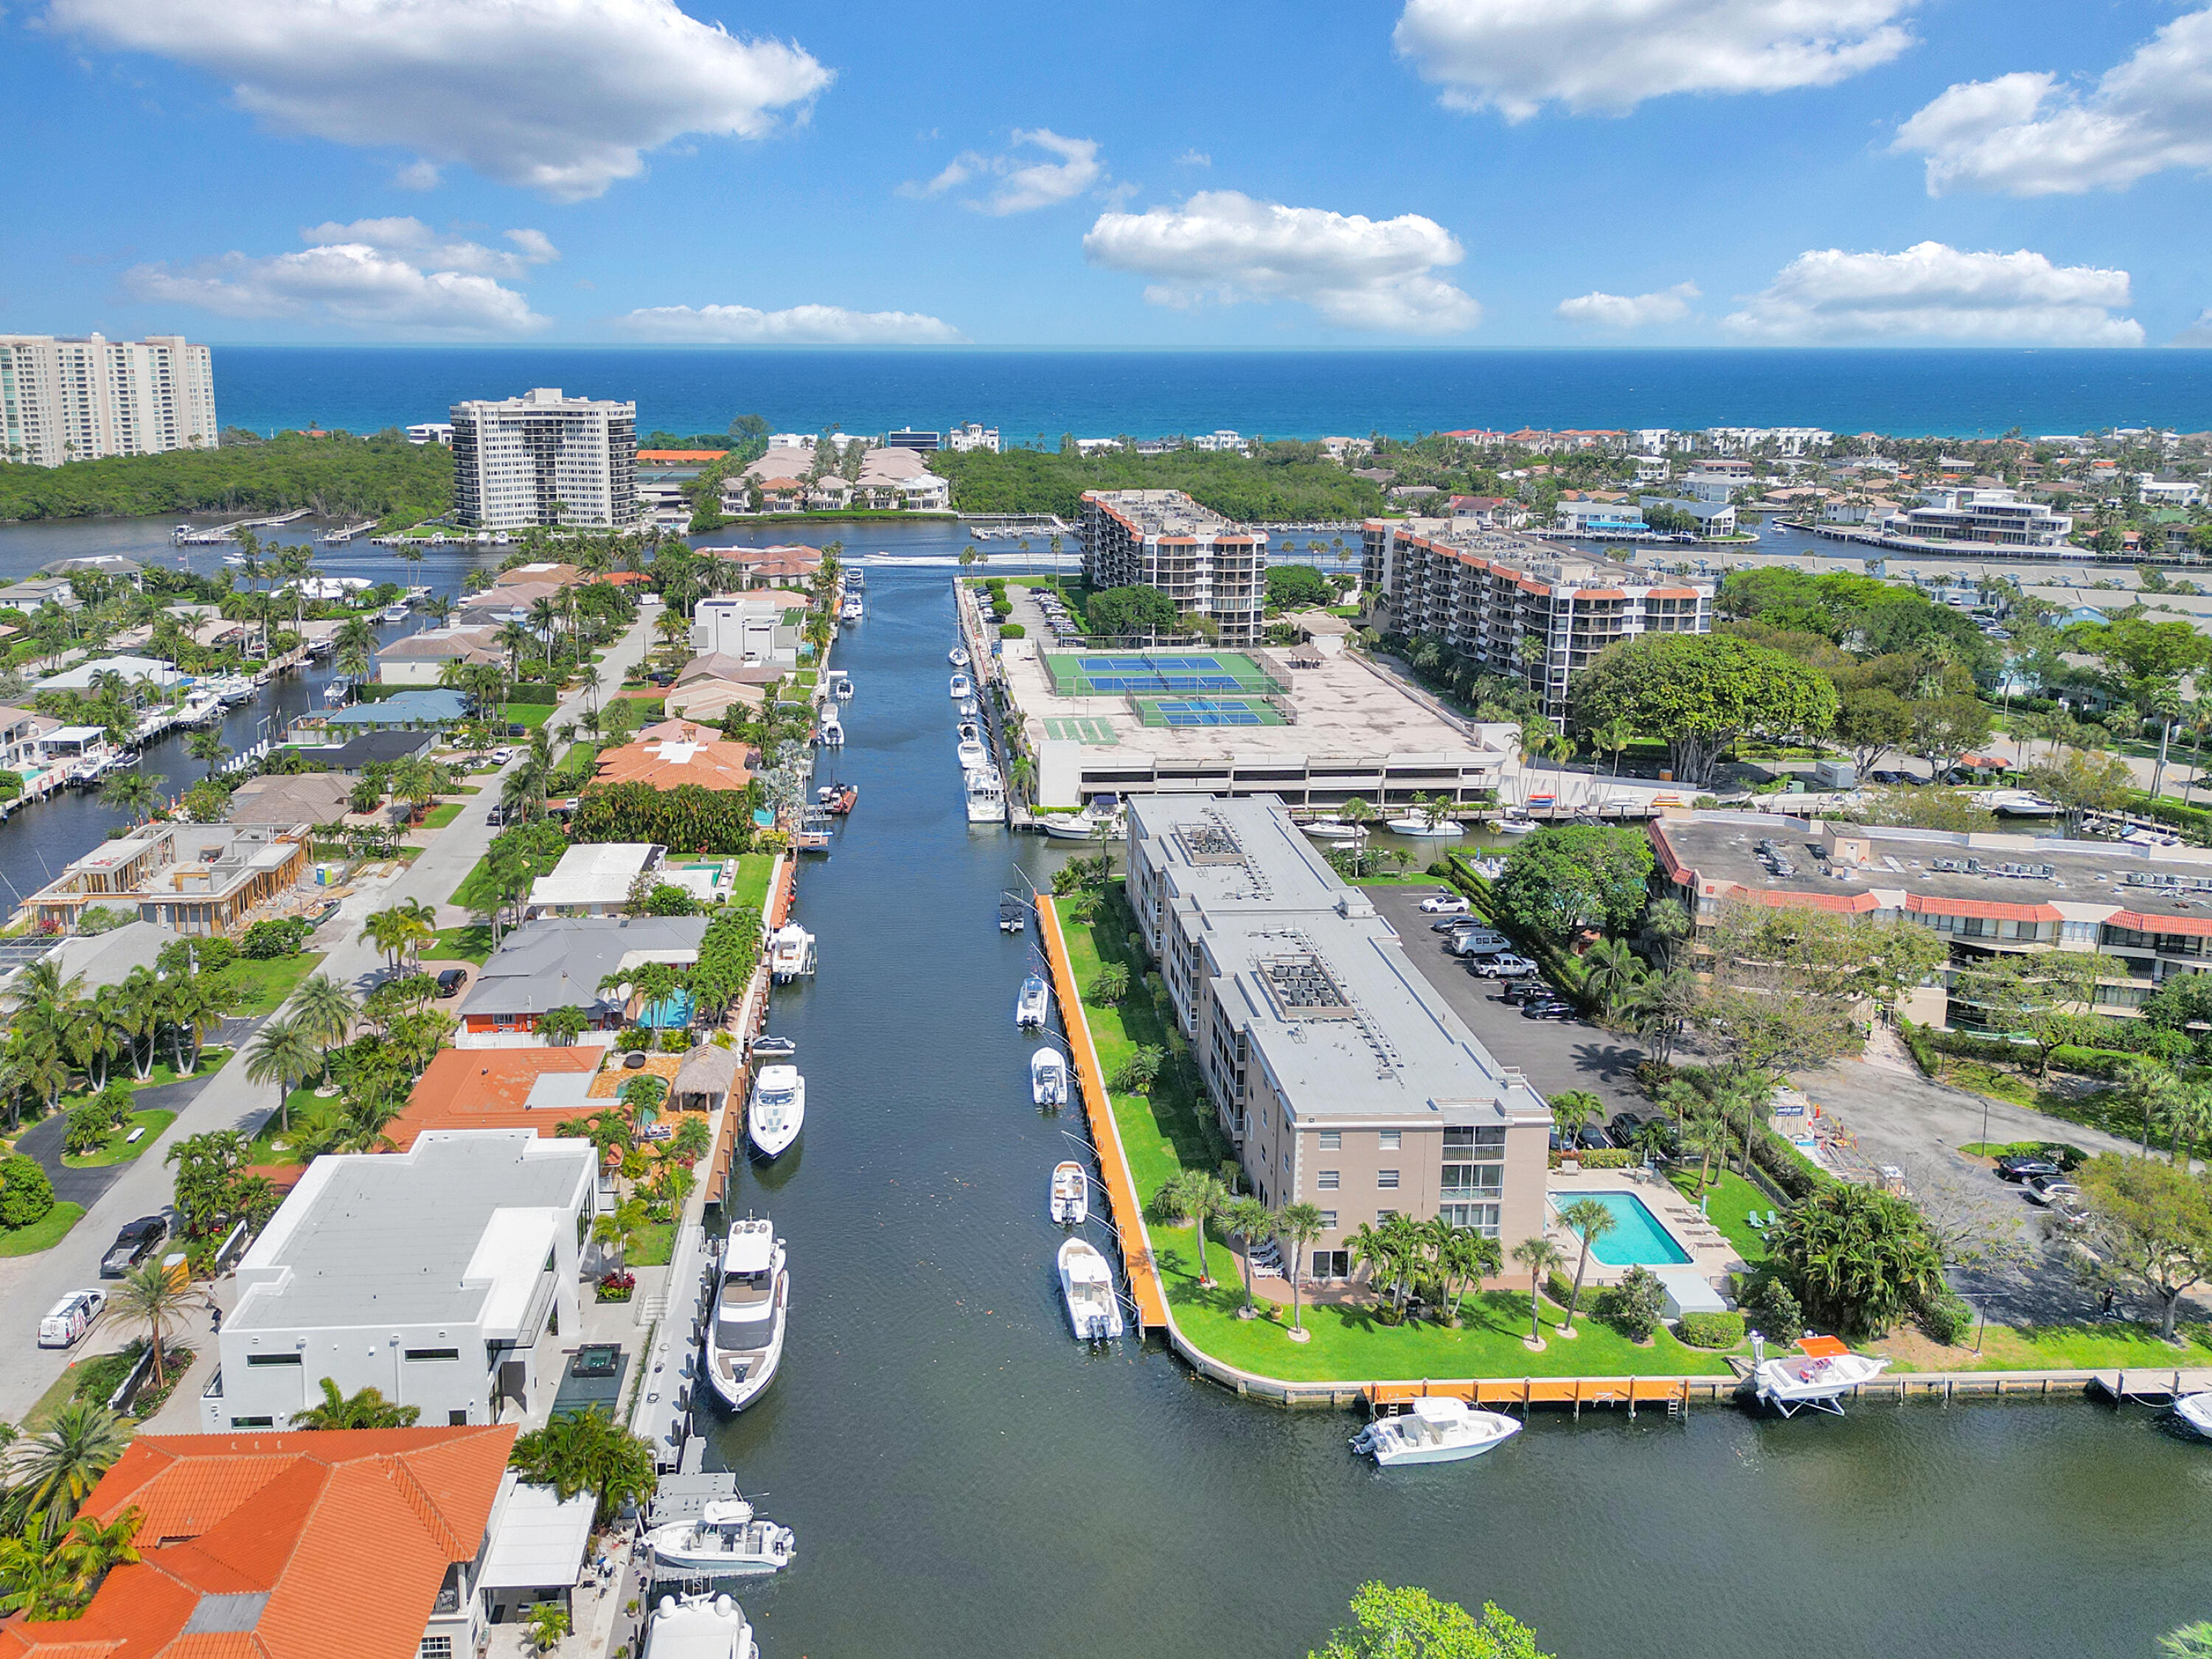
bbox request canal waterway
[709,564,2212,1659]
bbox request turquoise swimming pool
[1572,1191,1693,1267]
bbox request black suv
[436,967,467,998]
[100,1214,169,1278]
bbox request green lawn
[499,702,554,730]
[222,952,326,1018]
[63,1109,177,1169]
[421,925,497,964]
[0,1203,86,1257]
[244,1087,328,1164]
[1667,1167,1771,1265]
[420,801,464,830]
[1947,1321,2212,1371]
[630,1222,675,1267]
[730,852,773,917]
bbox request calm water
[207,347,2212,442]
[707,565,2212,1659]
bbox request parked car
[1610,1113,1678,1155]
[435,967,467,998]
[505,722,529,737]
[37,1289,106,1349]
[100,1215,169,1278]
[1995,1155,2063,1183]
[1470,954,1538,978]
[490,745,517,764]
[1576,1123,1615,1151]
[1444,933,1509,958]
[1520,998,1577,1020]
[1418,894,1471,915]
[1501,978,1554,1004]
[1431,917,1478,934]
[1868,769,1903,785]
[2026,1174,2085,1206]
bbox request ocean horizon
[207,346,2212,445]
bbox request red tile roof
[0,1427,515,1659]
[636,449,726,462]
[391,1047,603,1149]
[2113,910,2212,937]
[1903,894,2062,922]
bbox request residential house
[22,820,311,936]
[35,652,183,693]
[224,771,355,826]
[375,625,504,685]
[527,841,666,917]
[1555,499,1646,535]
[692,594,803,668]
[313,688,469,732]
[456,915,709,1046]
[389,1047,605,1150]
[593,719,756,796]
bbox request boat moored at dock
[1352,1397,1522,1466]
[1049,1161,1088,1224]
[768,923,815,983]
[2174,1393,2212,1439]
[643,1593,758,1659]
[747,1064,805,1160]
[1030,1047,1067,1108]
[704,1217,787,1413]
[644,1498,796,1578]
[950,672,973,700]
[1750,1335,1891,1416]
[1057,1237,1124,1339]
[1015,973,1051,1029]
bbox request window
[1377,1209,1398,1222]
[1377,1169,1399,1189]
[1318,1130,1341,1150]
[1318,1169,1340,1190]
[1312,1249,1352,1280]
[406,1348,461,1363]
[420,1639,455,1659]
[246,1353,302,1367]
[1319,1211,1337,1230]
[1378,1130,1401,1150]
[448,1410,470,1426]
[229,1416,275,1428]
[1281,1150,1290,1174]
[1439,1203,1502,1238]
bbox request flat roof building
[1080,490,1267,647]
[21,819,311,937]
[0,333,217,467]
[528,841,664,917]
[1124,796,1553,1285]
[451,387,637,530]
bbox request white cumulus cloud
[901,129,1105,215]
[1893,6,2212,195]
[44,0,832,201]
[1723,242,2142,346]
[1557,282,1700,328]
[122,220,554,335]
[2174,310,2212,348]
[616,304,966,345]
[1393,0,1917,120]
[1082,190,1480,334]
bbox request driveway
[1366,884,1651,1126]
[13,1060,241,1212]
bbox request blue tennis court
[1135,696,1281,728]
[1046,650,1271,696]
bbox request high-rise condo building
[449,387,638,529]
[0,334,218,467]
[1079,489,1266,646]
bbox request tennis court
[1044,650,1275,698]
[1133,696,1284,728]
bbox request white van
[38,1289,106,1349]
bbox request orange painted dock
[1035,895,1169,1332]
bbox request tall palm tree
[289,973,357,1049]
[7,1402,130,1524]
[1275,1202,1326,1337]
[1155,1171,1228,1287]
[1579,938,1644,1011]
[1555,1199,1618,1335]
[1510,1235,1565,1347]
[184,728,232,782]
[1222,1194,1273,1316]
[2163,1080,2212,1168]
[291,1377,421,1430]
[111,1259,197,1389]
[1548,1090,1604,1147]
[98,768,157,824]
[1682,1112,1732,1191]
[243,1014,321,1133]
[1347,1220,1408,1317]
[1433,1226,1502,1325]
[52,1507,143,1608]
[507,1405,657,1528]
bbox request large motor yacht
[704,1216,787,1412]
[747,1064,805,1160]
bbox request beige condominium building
[1651,810,2212,1028]
[1080,490,1266,647]
[450,387,638,529]
[1361,518,1714,722]
[0,333,218,467]
[1124,795,1553,1284]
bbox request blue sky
[4,0,2208,348]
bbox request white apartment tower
[450,386,639,529]
[1079,489,1267,646]
[0,334,218,467]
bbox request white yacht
[1031,1047,1068,1108]
[949,646,970,669]
[380,603,408,624]
[2174,1393,2212,1439]
[1040,813,1101,841]
[957,696,980,720]
[1015,973,1051,1029]
[178,690,225,727]
[1057,1237,1124,1339]
[956,720,982,745]
[817,712,844,748]
[841,596,863,621]
[1298,817,1368,843]
[747,1065,805,1160]
[1352,1397,1522,1466]
[950,672,973,700]
[828,671,855,701]
[1049,1161,1088,1225]
[956,737,990,771]
[1494,807,1539,835]
[965,767,1005,824]
[211,674,256,706]
[1749,1334,1891,1416]
[643,1593,757,1659]
[644,1498,796,1578]
[767,923,815,983]
[704,1217,787,1413]
[1385,815,1463,838]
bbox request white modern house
[201,1130,599,1432]
[692,594,802,668]
[527,842,665,917]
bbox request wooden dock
[1035,895,1169,1333]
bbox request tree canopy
[1083,584,1180,640]
[1310,1583,1551,1659]
[1568,633,1838,785]
[1492,825,1654,944]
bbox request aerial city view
[7,4,2212,1658]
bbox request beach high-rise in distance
[450,386,638,530]
[0,333,217,466]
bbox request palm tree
[507,1405,657,1527]
[7,1402,129,1523]
[111,1259,198,1389]
[243,1013,320,1133]
[1155,1170,1228,1287]
[289,973,357,1049]
[291,1376,421,1430]
[1555,1199,1618,1335]
[1276,1202,1325,1338]
[1638,898,1694,969]
[98,768,158,824]
[2121,1057,2183,1159]
[184,728,231,782]
[1549,1089,1604,1148]
[1510,1235,1564,1347]
[1680,1111,1733,1192]
[2163,1080,2212,1168]
[52,1506,143,1608]
[591,1197,650,1272]
[1433,1226,1502,1324]
[1348,1220,1408,1318]
[1579,938,1644,1010]
[1222,1194,1272,1315]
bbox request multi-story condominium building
[1080,490,1267,646]
[1885,487,2073,549]
[1123,796,1552,1284]
[1651,810,2212,1027]
[1360,518,1714,722]
[0,333,217,466]
[449,387,637,529]
[201,1129,598,1431]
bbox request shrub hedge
[1548,1147,1636,1169]
[1676,1311,1746,1349]
[509,682,560,704]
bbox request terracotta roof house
[391,1047,604,1147]
[0,1425,520,1659]
[594,722,755,795]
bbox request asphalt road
[0,605,659,1423]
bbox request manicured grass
[498,702,554,729]
[55,1052,226,1107]
[244,1087,328,1164]
[0,1202,86,1257]
[630,1222,676,1268]
[63,1109,177,1169]
[1871,1320,2212,1374]
[221,952,326,1018]
[421,925,496,964]
[730,852,773,917]
[420,801,464,830]
[1352,872,1453,887]
[1667,1166,1771,1264]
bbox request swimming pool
[1570,1191,1692,1267]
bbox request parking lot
[1366,884,1651,1129]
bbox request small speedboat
[768,923,813,983]
[1749,1334,1891,1416]
[1041,813,1101,841]
[747,1065,804,1159]
[1494,808,1539,835]
[957,737,990,771]
[957,721,982,745]
[1031,1047,1067,1108]
[957,696,980,720]
[643,1593,757,1659]
[1385,816,1463,838]
[834,676,855,701]
[1058,1237,1124,1339]
[704,1217,786,1413]
[950,672,973,699]
[2174,1392,2212,1439]
[817,714,844,747]
[1299,818,1367,842]
[1352,1397,1521,1466]
[644,1498,796,1577]
[950,646,970,669]
[1050,1160,1088,1224]
[749,1035,796,1063]
[1015,973,1051,1029]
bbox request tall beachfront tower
[0,333,218,466]
[1078,488,1267,647]
[449,386,639,530]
